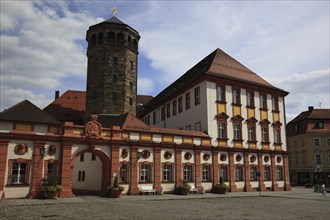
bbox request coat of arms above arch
[85,114,102,139]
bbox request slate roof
[139,48,288,117]
[44,90,86,124]
[90,16,139,36]
[0,100,60,125]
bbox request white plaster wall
[254,92,262,150]
[265,181,272,188]
[72,152,102,191]
[130,132,139,140]
[174,136,182,144]
[72,144,88,156]
[96,145,111,158]
[277,181,284,187]
[201,182,213,191]
[248,153,258,165]
[119,146,130,163]
[225,85,234,148]
[35,124,48,135]
[262,154,271,165]
[234,153,244,165]
[251,181,259,189]
[279,97,287,151]
[201,151,212,164]
[161,183,175,192]
[4,187,30,199]
[0,121,12,133]
[193,138,201,146]
[182,150,194,163]
[218,152,228,164]
[236,182,245,189]
[160,149,175,163]
[4,140,34,198]
[152,134,162,143]
[241,89,248,149]
[206,81,218,146]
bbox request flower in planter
[41,174,62,199]
[174,180,191,195]
[106,175,124,198]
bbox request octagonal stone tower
[85,16,140,116]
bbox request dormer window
[316,121,324,129]
[294,124,299,131]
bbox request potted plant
[107,175,124,198]
[173,180,191,195]
[41,174,63,199]
[212,177,229,194]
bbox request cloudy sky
[1,0,329,122]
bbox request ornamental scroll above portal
[85,115,102,139]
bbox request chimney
[308,106,314,112]
[55,90,60,99]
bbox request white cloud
[138,78,155,96]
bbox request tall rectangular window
[91,153,96,161]
[80,153,84,162]
[276,166,283,180]
[194,87,200,105]
[163,164,172,182]
[11,162,27,184]
[234,124,241,140]
[140,164,150,182]
[166,103,171,118]
[220,165,228,181]
[326,138,330,147]
[233,88,240,104]
[47,163,54,174]
[217,86,225,102]
[152,111,156,125]
[120,163,128,182]
[247,91,254,107]
[112,92,117,101]
[314,138,320,147]
[264,166,271,180]
[316,154,322,164]
[262,127,269,142]
[178,97,183,113]
[172,100,177,116]
[183,164,192,182]
[272,96,279,111]
[218,122,226,139]
[202,164,211,181]
[112,56,118,67]
[185,92,190,110]
[260,94,267,109]
[78,171,85,182]
[195,122,201,132]
[248,125,255,141]
[161,106,165,121]
[235,165,243,181]
[274,128,281,143]
[250,166,257,181]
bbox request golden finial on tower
[111,7,118,15]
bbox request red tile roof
[44,90,86,124]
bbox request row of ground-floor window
[1,146,291,199]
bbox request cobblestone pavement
[1,187,329,220]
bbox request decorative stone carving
[203,153,210,161]
[164,151,172,160]
[276,156,282,163]
[220,154,227,161]
[121,149,128,159]
[14,144,28,155]
[250,155,256,163]
[236,154,242,162]
[184,152,192,160]
[48,145,56,156]
[264,156,270,163]
[85,115,102,139]
[141,150,150,159]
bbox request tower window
[91,34,96,46]
[112,74,118,83]
[112,92,118,101]
[130,60,134,71]
[129,98,133,106]
[112,57,118,67]
[98,32,103,44]
[130,82,133,90]
[117,33,124,46]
